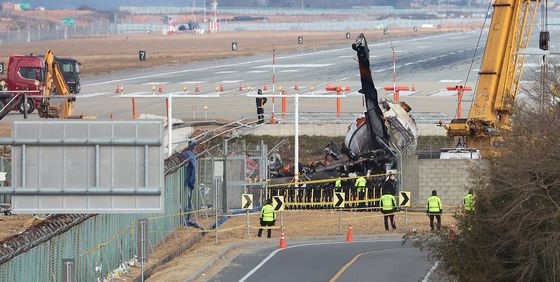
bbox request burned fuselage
[343,33,418,172]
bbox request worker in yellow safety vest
[335,177,342,191]
[354,175,367,208]
[426,190,442,231]
[258,199,276,238]
[380,191,397,231]
[464,189,475,212]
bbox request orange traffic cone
[115,84,121,94]
[263,83,268,91]
[294,82,299,90]
[159,85,164,93]
[239,83,243,92]
[279,231,286,249]
[219,83,224,92]
[346,225,353,242]
[271,112,277,124]
[195,84,200,92]
[412,83,416,91]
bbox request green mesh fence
[0,168,187,281]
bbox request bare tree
[408,63,560,281]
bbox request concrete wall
[404,158,479,207]
[242,123,446,137]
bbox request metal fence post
[137,218,149,282]
[62,258,76,282]
[214,176,221,244]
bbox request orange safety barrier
[131,97,137,119]
[447,85,472,118]
[383,86,410,102]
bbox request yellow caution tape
[148,208,213,221]
[80,222,135,257]
[267,173,390,188]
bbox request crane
[446,0,540,155]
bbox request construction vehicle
[0,50,76,120]
[445,0,541,156]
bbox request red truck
[0,53,80,117]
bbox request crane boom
[447,0,539,154]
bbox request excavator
[0,50,76,120]
[37,50,75,118]
[445,0,542,156]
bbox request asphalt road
[2,29,557,123]
[209,238,438,282]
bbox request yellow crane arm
[448,0,539,154]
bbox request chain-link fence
[0,22,169,45]
[0,166,190,281]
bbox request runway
[2,29,556,123]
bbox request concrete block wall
[242,123,447,137]
[415,159,476,207]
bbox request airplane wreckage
[270,33,418,179]
[167,33,418,184]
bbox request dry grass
[0,25,476,77]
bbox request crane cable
[462,0,493,119]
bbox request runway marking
[338,55,354,58]
[431,90,457,96]
[181,81,206,84]
[76,92,111,99]
[279,70,301,73]
[246,70,268,74]
[404,62,414,66]
[254,64,334,69]
[83,32,471,87]
[141,82,169,85]
[329,249,388,282]
[438,79,463,83]
[219,80,243,84]
[449,52,456,55]
[374,68,391,73]
[215,70,238,74]
[113,91,151,97]
[238,239,401,282]
[422,261,440,282]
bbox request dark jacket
[383,179,397,195]
[256,96,267,108]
